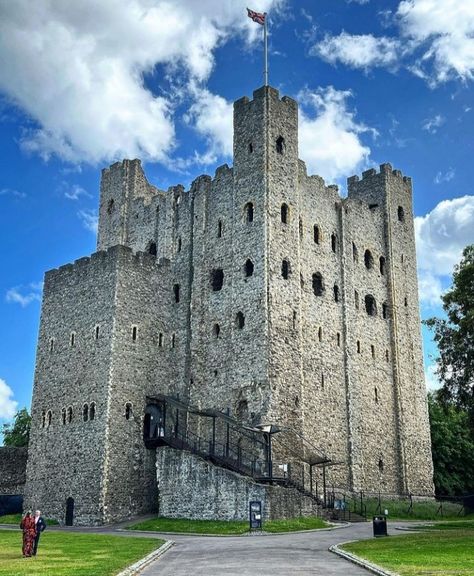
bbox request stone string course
[25,85,434,525]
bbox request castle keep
[25,86,434,525]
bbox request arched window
[378,458,384,473]
[281,203,289,224]
[89,402,96,421]
[236,311,245,329]
[276,136,285,154]
[364,249,374,269]
[83,404,89,422]
[244,259,254,277]
[148,242,157,256]
[236,399,249,421]
[312,273,324,296]
[365,295,377,316]
[331,233,337,253]
[398,206,405,222]
[211,269,224,291]
[248,142,253,153]
[67,406,73,423]
[244,202,254,223]
[313,225,320,244]
[213,323,220,338]
[125,403,133,420]
[379,256,386,275]
[217,220,223,238]
[333,284,339,303]
[173,284,180,303]
[107,199,115,214]
[281,260,290,279]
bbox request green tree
[425,244,474,427]
[428,393,474,495]
[1,408,31,447]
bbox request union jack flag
[247,8,266,25]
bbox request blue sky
[1,0,474,432]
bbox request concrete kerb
[330,541,398,576]
[116,540,174,576]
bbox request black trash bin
[373,515,388,537]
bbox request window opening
[236,311,245,329]
[213,323,220,338]
[365,295,377,316]
[337,332,341,347]
[83,404,89,422]
[281,203,289,224]
[171,334,176,348]
[378,458,384,473]
[173,284,180,303]
[281,260,290,279]
[244,202,254,223]
[89,402,95,421]
[50,338,54,353]
[217,220,223,238]
[386,349,389,362]
[333,284,339,303]
[177,237,182,252]
[276,136,285,154]
[379,256,386,275]
[211,268,224,291]
[318,327,322,342]
[132,326,137,341]
[62,408,66,425]
[299,217,303,239]
[244,259,254,277]
[125,403,133,420]
[321,373,325,389]
[313,225,320,244]
[357,340,361,353]
[312,273,324,296]
[41,411,46,428]
[364,249,374,269]
[354,290,360,309]
[47,410,52,427]
[248,143,253,153]
[371,345,375,358]
[107,199,115,214]
[398,206,405,222]
[95,326,100,340]
[70,332,75,347]
[404,297,408,307]
[67,406,73,423]
[382,303,388,319]
[158,332,163,347]
[148,242,157,256]
[331,233,337,253]
[292,310,297,330]
[375,387,379,403]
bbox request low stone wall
[156,447,320,521]
[0,447,28,495]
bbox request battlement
[234,85,297,111]
[348,163,412,187]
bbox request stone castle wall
[26,85,434,525]
[0,447,27,495]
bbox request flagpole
[264,13,268,86]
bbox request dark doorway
[65,497,74,526]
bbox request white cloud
[6,282,43,307]
[62,184,92,201]
[434,168,455,184]
[422,114,444,134]
[298,87,374,183]
[425,363,442,391]
[415,195,474,306]
[0,379,18,420]
[183,87,233,166]
[0,0,281,165]
[314,32,400,70]
[0,188,26,199]
[397,0,474,84]
[78,209,98,233]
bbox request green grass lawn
[0,529,164,576]
[342,525,474,576]
[363,497,470,520]
[128,515,329,534]
[0,514,59,525]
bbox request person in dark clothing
[33,510,46,556]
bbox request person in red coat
[20,511,36,557]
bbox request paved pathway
[138,522,390,576]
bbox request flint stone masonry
[157,447,319,521]
[25,85,434,525]
[0,447,27,495]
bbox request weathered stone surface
[25,85,434,525]
[0,447,27,495]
